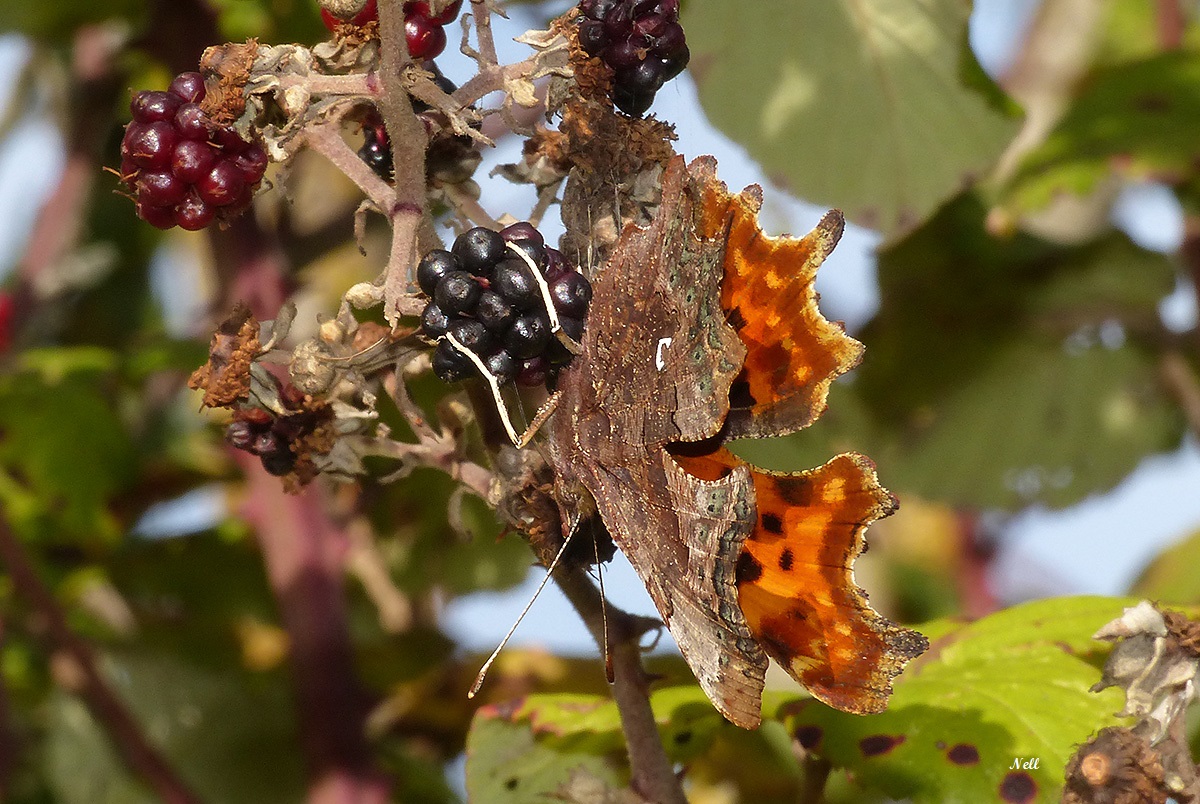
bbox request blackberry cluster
[419,223,593,390]
[120,72,268,231]
[320,0,463,61]
[224,386,328,477]
[577,0,690,116]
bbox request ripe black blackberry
[417,223,593,390]
[119,72,268,231]
[577,0,690,116]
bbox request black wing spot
[779,548,794,571]
[737,551,763,584]
[761,512,783,534]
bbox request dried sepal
[188,303,260,408]
[1092,601,1200,745]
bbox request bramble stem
[554,568,687,804]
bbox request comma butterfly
[546,155,927,728]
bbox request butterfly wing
[673,447,928,714]
[701,186,860,440]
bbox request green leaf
[1006,50,1200,212]
[684,0,1020,236]
[735,195,1183,509]
[782,597,1135,803]
[0,371,139,539]
[466,686,811,800]
[44,649,304,804]
[1130,528,1200,604]
[465,702,626,803]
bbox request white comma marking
[655,337,672,371]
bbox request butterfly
[545,154,927,728]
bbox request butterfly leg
[443,332,561,448]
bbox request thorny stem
[375,0,430,324]
[555,568,688,804]
[443,182,502,229]
[468,0,499,66]
[0,615,15,795]
[0,517,202,804]
[797,756,832,804]
[301,120,397,213]
[238,461,390,804]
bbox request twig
[1156,0,1187,49]
[0,517,202,804]
[301,120,397,213]
[798,755,831,804]
[1160,352,1200,439]
[468,0,499,67]
[0,615,16,795]
[554,567,687,804]
[442,183,501,229]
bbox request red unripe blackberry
[124,122,177,170]
[406,14,447,60]
[130,91,181,123]
[405,0,462,25]
[121,73,269,231]
[168,72,207,103]
[136,171,187,207]
[197,161,246,207]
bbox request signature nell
[1009,757,1040,770]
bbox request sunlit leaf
[781,597,1135,803]
[684,0,1020,236]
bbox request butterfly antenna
[593,528,614,684]
[469,529,577,698]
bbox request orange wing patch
[695,177,862,439]
[672,446,928,714]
